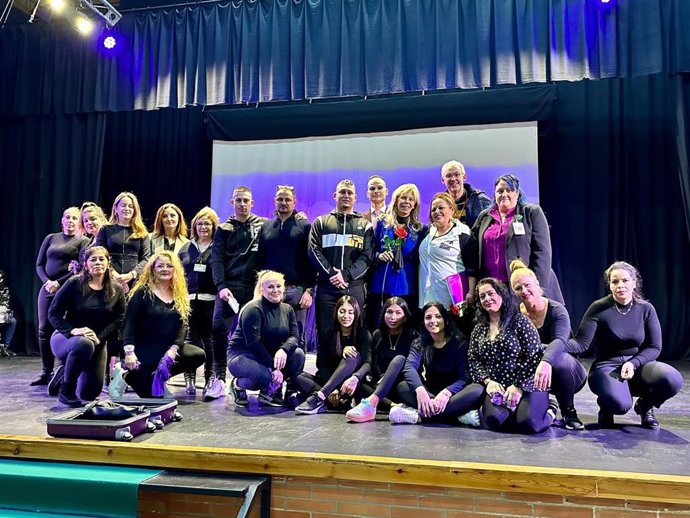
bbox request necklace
[614,299,634,315]
[388,332,402,350]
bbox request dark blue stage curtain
[0,114,106,354]
[2,0,690,115]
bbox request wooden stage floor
[1,356,690,503]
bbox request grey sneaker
[203,377,227,401]
[458,409,481,427]
[295,393,325,415]
[388,404,419,424]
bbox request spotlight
[49,0,66,12]
[601,0,611,3]
[75,15,95,34]
[103,34,116,49]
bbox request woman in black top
[178,207,219,397]
[509,259,587,430]
[227,270,305,408]
[346,297,418,423]
[33,206,89,386]
[295,296,372,415]
[48,247,125,406]
[109,251,205,399]
[95,192,151,293]
[150,203,189,254]
[469,278,558,434]
[389,302,483,424]
[569,261,683,428]
[69,204,108,275]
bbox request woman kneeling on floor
[110,251,205,399]
[226,270,305,407]
[346,297,418,422]
[295,296,372,415]
[48,247,125,407]
[469,278,558,433]
[389,302,484,425]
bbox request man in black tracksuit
[308,179,374,371]
[209,187,267,389]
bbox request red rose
[394,226,408,239]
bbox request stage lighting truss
[78,0,121,28]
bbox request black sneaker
[57,385,83,408]
[295,393,325,415]
[30,372,52,386]
[634,399,660,429]
[258,390,284,407]
[562,406,584,431]
[228,380,249,407]
[546,396,559,423]
[47,364,65,397]
[598,410,615,428]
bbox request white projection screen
[211,122,539,222]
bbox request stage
[1,356,690,516]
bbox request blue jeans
[0,316,17,349]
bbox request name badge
[193,263,207,273]
[512,222,526,235]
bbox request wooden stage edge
[1,434,689,504]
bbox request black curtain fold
[0,113,106,353]
[3,0,690,115]
[100,106,212,225]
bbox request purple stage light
[103,35,117,49]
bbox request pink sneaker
[346,398,376,423]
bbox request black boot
[58,383,83,407]
[47,364,65,396]
[184,371,196,395]
[634,398,660,429]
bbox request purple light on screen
[103,35,117,49]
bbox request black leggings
[396,380,484,423]
[295,355,361,396]
[123,344,206,398]
[37,289,56,373]
[50,331,107,401]
[480,387,553,434]
[588,358,683,414]
[355,355,407,409]
[187,298,214,377]
[228,348,305,391]
[550,352,587,409]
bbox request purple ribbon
[152,354,175,397]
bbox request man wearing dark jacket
[207,187,267,397]
[256,185,315,350]
[308,179,374,370]
[441,160,492,228]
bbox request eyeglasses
[277,185,295,194]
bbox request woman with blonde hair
[32,207,89,386]
[509,259,586,430]
[150,203,189,254]
[368,183,426,328]
[226,270,305,407]
[109,251,205,399]
[179,207,220,397]
[95,192,151,293]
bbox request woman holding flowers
[418,192,478,311]
[367,184,425,328]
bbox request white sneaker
[203,377,226,401]
[388,404,419,424]
[458,409,481,427]
[108,364,128,399]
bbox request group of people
[29,160,683,433]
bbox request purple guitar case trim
[112,398,182,429]
[46,406,153,442]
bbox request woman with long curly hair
[109,251,205,399]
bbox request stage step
[0,459,161,518]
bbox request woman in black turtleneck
[569,261,683,429]
[32,207,88,386]
[226,270,305,408]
